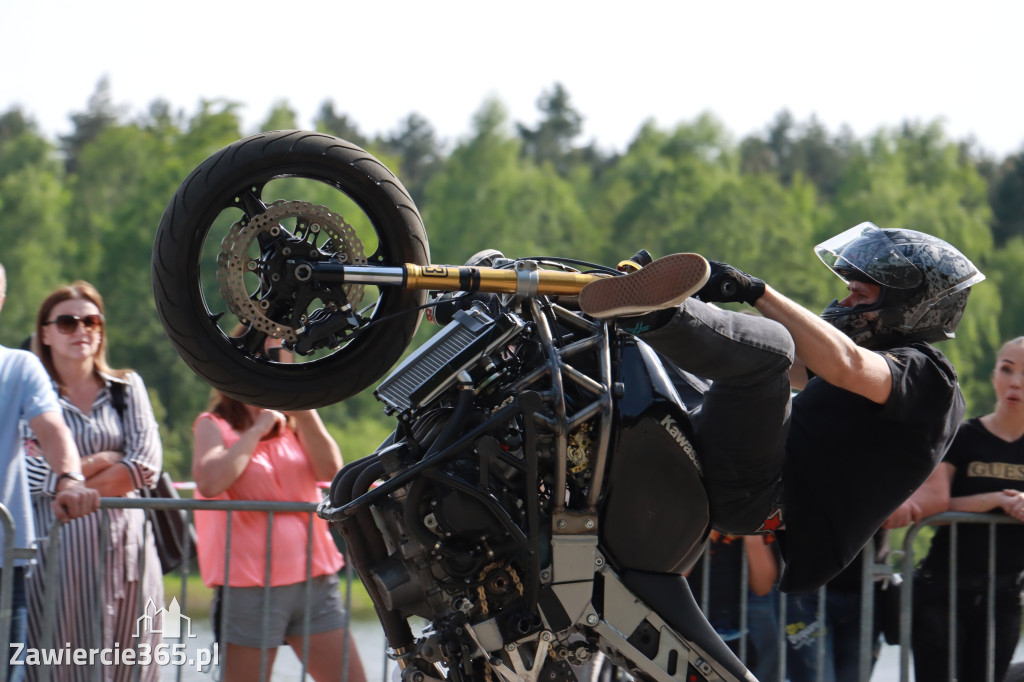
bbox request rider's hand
[696,261,766,306]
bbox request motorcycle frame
[318,260,753,682]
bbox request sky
[2,0,1022,158]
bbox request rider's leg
[579,255,793,534]
[641,298,793,535]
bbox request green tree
[517,83,585,176]
[740,110,858,203]
[382,112,444,204]
[989,152,1024,245]
[0,163,71,344]
[597,114,735,261]
[60,76,124,175]
[423,98,596,264]
[314,101,368,147]
[260,100,299,132]
[0,107,53,177]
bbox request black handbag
[110,382,197,574]
[140,471,197,574]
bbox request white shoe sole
[579,253,710,319]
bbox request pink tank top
[192,412,343,587]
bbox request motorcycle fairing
[601,339,711,575]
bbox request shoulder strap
[109,381,127,420]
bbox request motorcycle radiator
[374,306,523,415]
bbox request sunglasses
[43,314,105,334]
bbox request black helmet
[816,222,985,349]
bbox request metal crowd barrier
[694,511,1023,682]
[898,511,1024,682]
[0,497,381,682]
[2,501,1022,682]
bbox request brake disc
[216,200,366,343]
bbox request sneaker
[579,253,710,319]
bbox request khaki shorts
[212,573,349,648]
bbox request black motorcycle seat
[620,570,754,681]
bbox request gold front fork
[402,263,604,297]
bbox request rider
[578,222,984,592]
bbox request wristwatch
[57,471,86,484]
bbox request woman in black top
[911,336,1024,682]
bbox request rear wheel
[152,130,430,409]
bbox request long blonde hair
[997,336,1024,359]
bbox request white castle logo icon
[134,597,196,639]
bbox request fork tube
[309,262,601,295]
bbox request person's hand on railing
[999,489,1024,522]
[52,479,100,521]
[882,498,921,529]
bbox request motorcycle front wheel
[152,130,430,410]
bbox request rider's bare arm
[754,285,892,404]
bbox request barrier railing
[1,497,376,682]
[2,501,1021,682]
[898,511,1023,682]
[687,512,1022,682]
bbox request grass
[161,570,378,622]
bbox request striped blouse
[24,370,164,682]
[26,370,162,496]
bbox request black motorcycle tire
[152,130,430,410]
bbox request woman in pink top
[192,339,366,682]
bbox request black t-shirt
[778,342,964,593]
[920,417,1024,577]
[824,528,891,593]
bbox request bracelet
[56,471,86,490]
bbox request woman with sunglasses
[23,281,164,682]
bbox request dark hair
[205,323,294,432]
[33,280,129,392]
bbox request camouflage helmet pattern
[816,222,985,349]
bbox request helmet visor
[815,222,924,290]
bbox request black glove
[696,261,766,305]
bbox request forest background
[2,78,1023,480]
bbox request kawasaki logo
[660,415,702,473]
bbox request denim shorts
[213,573,349,648]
